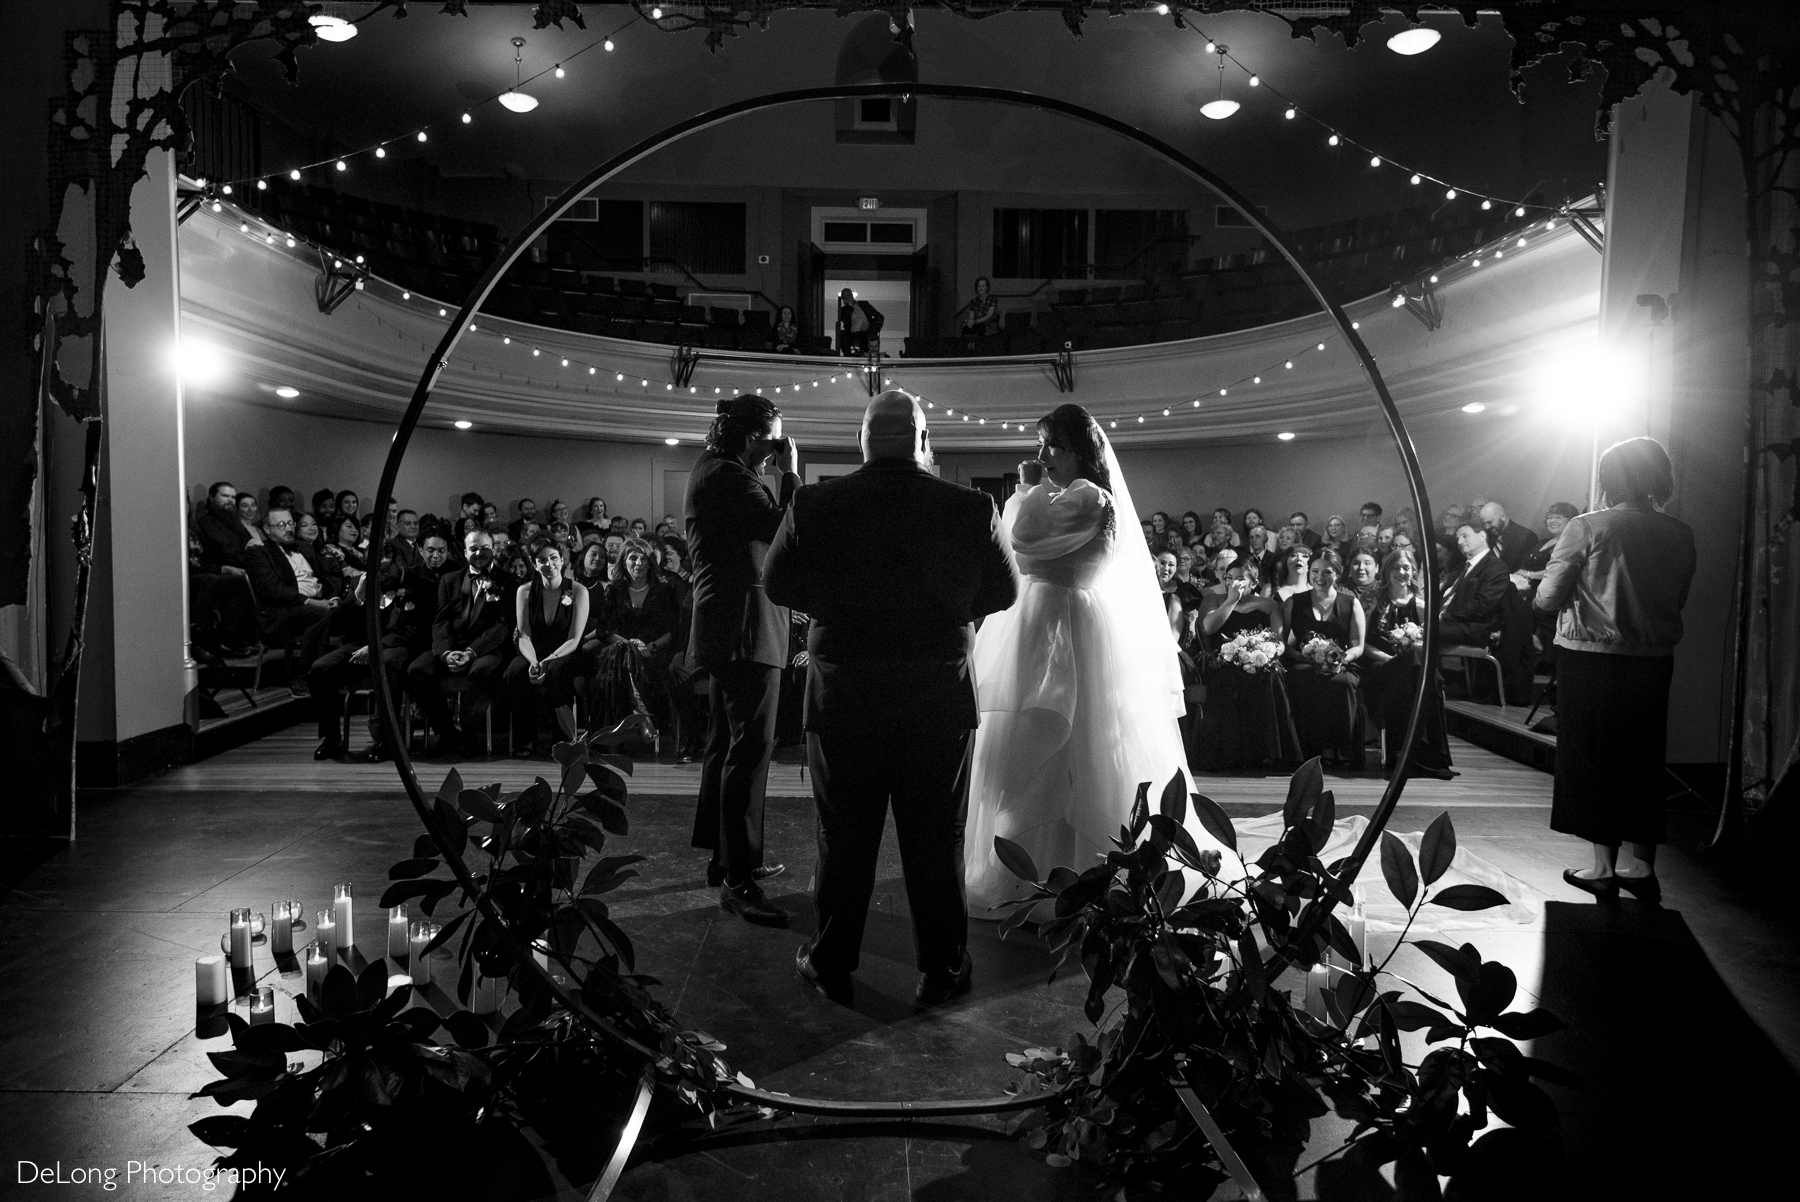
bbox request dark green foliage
[996,758,1572,1197]
[189,737,738,1197]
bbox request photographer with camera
[685,395,802,926]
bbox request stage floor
[3,732,1796,1200]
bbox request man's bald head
[861,390,929,464]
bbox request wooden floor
[146,730,1553,808]
[1447,698,1558,749]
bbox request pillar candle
[409,921,431,987]
[386,973,412,999]
[269,902,293,956]
[228,908,253,970]
[304,943,329,1003]
[316,909,337,962]
[387,906,409,962]
[1346,903,1367,967]
[1304,963,1331,1020]
[195,955,230,1007]
[332,884,354,953]
[248,986,275,1026]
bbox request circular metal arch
[368,81,1438,1117]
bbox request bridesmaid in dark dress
[503,539,591,755]
[1283,548,1367,768]
[1191,557,1300,771]
[585,538,682,740]
[1360,550,1456,779]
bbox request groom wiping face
[860,390,933,470]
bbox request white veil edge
[1094,427,1188,724]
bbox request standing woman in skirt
[1535,437,1696,902]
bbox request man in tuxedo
[507,498,539,545]
[309,533,449,761]
[686,395,801,926]
[405,528,511,756]
[1439,522,1511,647]
[245,507,339,663]
[1478,501,1538,572]
[765,391,1020,1007]
[196,481,251,575]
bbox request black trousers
[308,644,411,742]
[804,728,972,978]
[689,660,780,880]
[404,650,508,742]
[503,651,586,748]
[1551,650,1675,846]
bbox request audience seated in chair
[405,528,512,756]
[244,506,339,664]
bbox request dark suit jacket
[1488,521,1538,572]
[196,510,249,571]
[1440,550,1510,638]
[430,568,512,660]
[684,449,800,670]
[381,562,442,653]
[245,541,338,612]
[763,459,1020,736]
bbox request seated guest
[1274,539,1313,600]
[654,519,677,539]
[960,276,1001,337]
[268,485,297,514]
[1287,511,1322,552]
[387,508,423,569]
[1139,517,1156,546]
[584,537,681,744]
[1154,550,1183,641]
[311,489,337,530]
[1191,558,1299,771]
[1437,504,1470,553]
[496,542,534,587]
[329,515,367,582]
[1389,531,1417,564]
[574,498,607,540]
[236,492,266,549]
[305,569,377,761]
[244,507,339,663]
[1148,511,1172,540]
[607,515,630,538]
[296,512,323,553]
[336,490,360,523]
[457,492,484,528]
[1517,501,1578,591]
[1360,550,1455,779]
[196,481,251,575]
[481,501,501,532]
[1392,508,1418,542]
[1377,526,1395,553]
[1439,521,1511,647]
[1359,501,1383,531]
[629,518,649,538]
[573,541,608,590]
[1173,546,1204,611]
[1241,507,1267,545]
[547,499,571,529]
[603,533,626,566]
[186,528,256,658]
[1345,548,1381,620]
[1283,548,1366,768]
[508,497,541,543]
[772,305,800,354]
[1202,515,1241,559]
[406,529,511,757]
[1353,525,1380,555]
[1325,514,1353,564]
[660,538,692,587]
[504,540,591,755]
[1180,510,1205,545]
[1480,501,1539,571]
[1244,524,1274,582]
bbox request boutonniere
[403,600,416,612]
[560,593,572,607]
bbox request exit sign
[857,197,881,210]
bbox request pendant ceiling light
[1386,26,1442,55]
[1200,46,1239,120]
[308,14,357,42]
[499,37,538,113]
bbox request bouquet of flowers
[1218,629,1284,674]
[1388,620,1424,650]
[1299,635,1347,675]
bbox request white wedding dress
[964,444,1241,917]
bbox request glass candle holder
[248,985,276,1025]
[304,943,329,1002]
[387,905,409,961]
[316,909,337,961]
[269,901,294,955]
[409,920,431,987]
[331,884,354,952]
[228,908,253,969]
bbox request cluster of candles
[1302,898,1369,1023]
[194,884,502,1021]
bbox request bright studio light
[1532,343,1638,418]
[499,91,538,113]
[275,386,300,399]
[1462,402,1487,413]
[1387,27,1441,55]
[173,338,225,385]
[1277,431,1296,441]
[454,420,473,430]
[1201,99,1240,120]
[664,437,680,446]
[309,15,357,42]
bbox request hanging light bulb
[1446,188,1458,200]
[221,184,233,195]
[375,146,386,158]
[309,14,357,42]
[462,111,472,124]
[1284,107,1296,120]
[1370,156,1381,168]
[1328,134,1340,147]
[289,169,301,180]
[1515,206,1527,217]
[1481,199,1492,210]
[651,6,663,18]
[1248,75,1260,87]
[1386,26,1442,55]
[604,38,615,51]
[256,180,267,190]
[499,37,539,112]
[554,63,565,78]
[335,159,347,171]
[1200,48,1239,121]
[1410,173,1422,185]
[416,130,427,142]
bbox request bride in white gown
[964,404,1237,916]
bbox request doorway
[822,277,911,349]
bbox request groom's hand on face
[773,436,799,476]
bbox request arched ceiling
[222,3,1608,224]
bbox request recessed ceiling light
[1277,431,1296,441]
[1462,402,1487,413]
[664,437,679,446]
[454,420,473,430]
[309,14,357,42]
[1386,27,1441,55]
[275,386,299,398]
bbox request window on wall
[648,201,746,275]
[1094,209,1190,279]
[992,208,1089,279]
